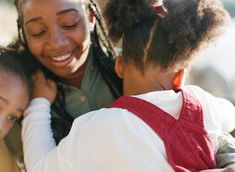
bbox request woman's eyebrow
[25,8,78,25]
[0,96,9,105]
[25,16,42,25]
[56,8,78,16]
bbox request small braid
[14,0,122,143]
[88,0,116,56]
[88,0,123,99]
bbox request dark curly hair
[104,0,230,71]
[0,47,32,92]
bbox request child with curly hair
[22,0,235,171]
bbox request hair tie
[153,5,168,17]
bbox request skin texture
[0,71,29,139]
[115,56,183,96]
[21,0,94,87]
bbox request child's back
[21,0,235,171]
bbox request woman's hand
[200,163,235,172]
[31,70,57,103]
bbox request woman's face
[21,0,92,79]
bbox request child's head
[104,0,230,93]
[0,48,31,139]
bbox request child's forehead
[0,70,29,108]
[0,70,23,86]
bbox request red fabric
[110,89,216,172]
[153,5,168,17]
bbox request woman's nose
[47,27,67,50]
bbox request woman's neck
[63,61,88,88]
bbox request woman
[7,0,235,171]
[21,0,235,171]
[14,0,122,143]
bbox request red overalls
[111,89,216,172]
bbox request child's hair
[104,0,230,72]
[0,46,31,92]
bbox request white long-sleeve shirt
[22,85,235,172]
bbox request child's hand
[200,163,235,172]
[31,70,57,103]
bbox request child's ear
[172,69,185,90]
[115,56,124,78]
[88,10,96,31]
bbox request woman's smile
[48,49,76,67]
[22,0,91,78]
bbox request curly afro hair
[104,0,230,71]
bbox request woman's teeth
[51,53,71,62]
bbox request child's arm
[200,164,235,172]
[216,132,235,168]
[200,132,235,172]
[23,98,56,172]
[22,71,58,172]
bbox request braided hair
[14,0,122,143]
[87,0,122,98]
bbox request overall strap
[111,91,216,171]
[178,89,204,128]
[110,96,177,140]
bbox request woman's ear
[115,56,124,78]
[88,10,96,31]
[172,69,185,90]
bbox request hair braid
[87,0,123,98]
[88,0,116,56]
[14,0,122,143]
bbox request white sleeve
[22,99,114,172]
[22,105,173,172]
[214,97,235,132]
[22,98,58,172]
[204,90,235,132]
[188,85,235,132]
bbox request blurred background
[186,0,235,103]
[0,0,235,103]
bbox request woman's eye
[7,115,18,122]
[31,30,46,37]
[63,22,78,29]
